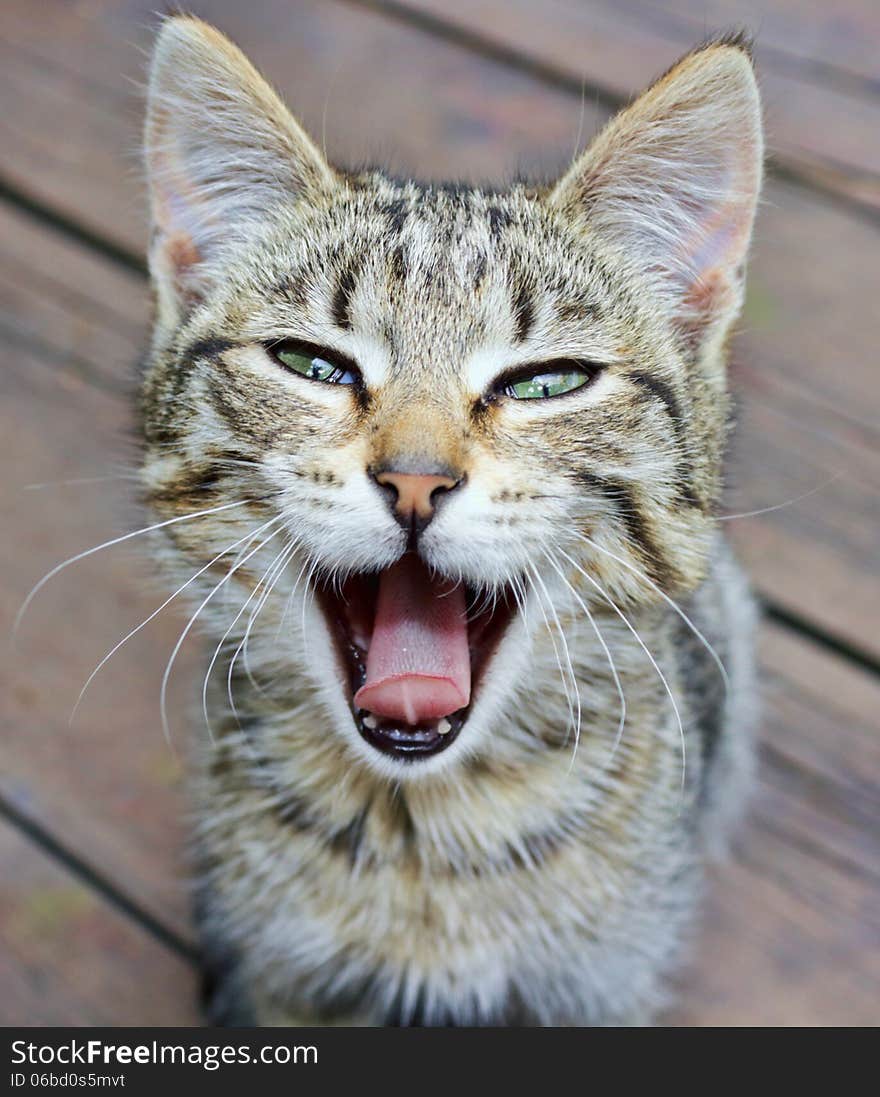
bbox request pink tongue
[354,555,471,724]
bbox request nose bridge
[370,397,466,481]
[368,395,468,537]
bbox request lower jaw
[353,706,466,759]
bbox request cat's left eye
[498,359,602,401]
[267,341,358,386]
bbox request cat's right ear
[548,38,762,348]
[144,16,335,324]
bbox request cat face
[141,18,761,777]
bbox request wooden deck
[1,0,877,1026]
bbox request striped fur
[140,17,762,1024]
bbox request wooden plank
[3,199,877,1024]
[619,0,880,86]
[0,203,195,939]
[0,821,199,1025]
[0,0,876,655]
[390,0,880,211]
[670,620,880,1026]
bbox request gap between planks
[0,790,198,965]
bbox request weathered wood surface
[667,622,880,1025]
[0,821,199,1026]
[0,0,877,1027]
[0,202,192,938]
[602,0,880,82]
[388,0,880,211]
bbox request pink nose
[374,470,459,523]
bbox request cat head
[141,16,762,779]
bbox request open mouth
[314,554,517,761]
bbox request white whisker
[542,547,627,763]
[717,472,842,521]
[276,555,314,642]
[525,562,577,752]
[70,513,283,725]
[529,559,582,769]
[15,498,253,638]
[299,556,322,656]
[202,526,295,739]
[159,521,286,750]
[23,474,141,490]
[574,531,729,693]
[241,537,300,690]
[227,538,297,730]
[561,550,687,801]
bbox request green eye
[503,360,600,400]
[269,342,358,386]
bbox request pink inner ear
[684,266,728,308]
[150,124,213,254]
[149,133,212,302]
[164,231,201,278]
[685,190,750,287]
[678,267,737,349]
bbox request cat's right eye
[267,340,359,387]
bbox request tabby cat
[140,16,762,1025]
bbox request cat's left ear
[549,37,763,344]
[144,16,336,323]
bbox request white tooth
[362,714,378,729]
[437,718,452,735]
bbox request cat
[139,15,762,1025]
